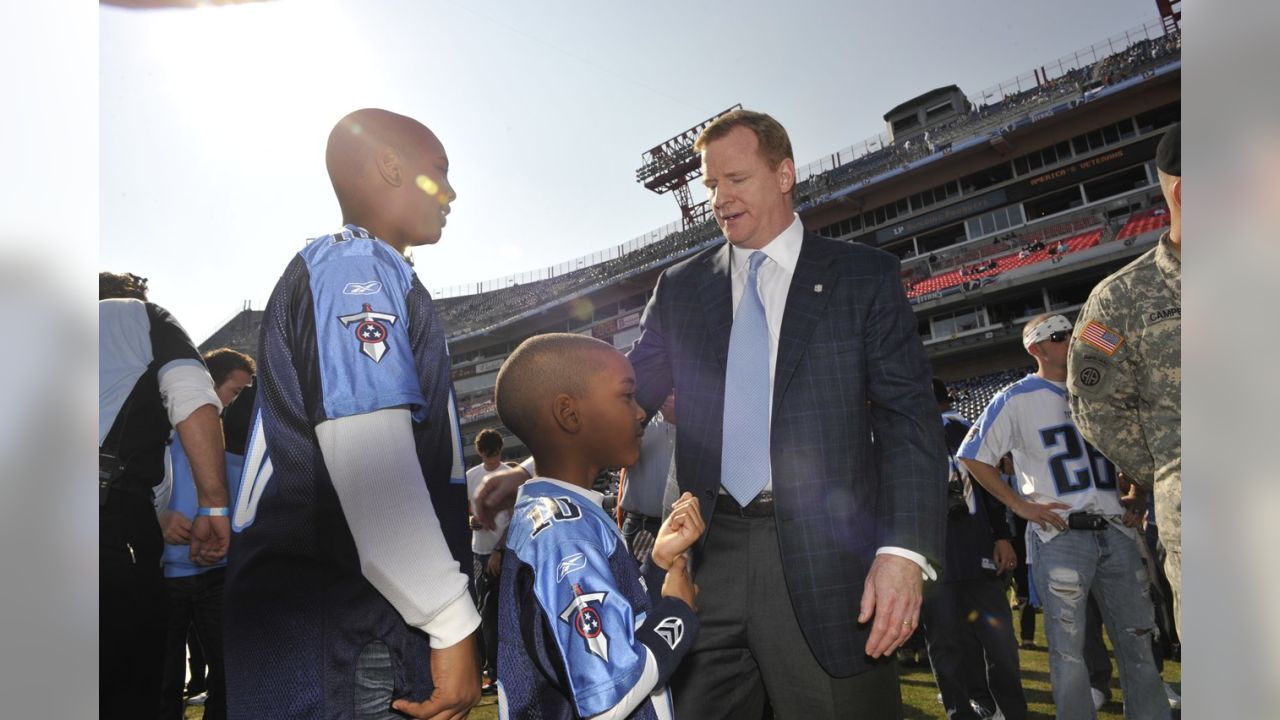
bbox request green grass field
[188,609,1179,719]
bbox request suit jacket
[627,232,947,677]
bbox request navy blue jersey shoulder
[224,227,470,720]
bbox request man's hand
[159,509,193,545]
[858,554,923,658]
[1012,497,1070,531]
[650,493,704,570]
[188,515,230,565]
[993,539,1017,575]
[1122,506,1147,528]
[1117,471,1149,512]
[486,550,503,578]
[468,515,483,531]
[660,554,698,610]
[473,465,528,530]
[391,634,481,720]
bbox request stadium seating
[1116,207,1170,239]
[459,391,496,425]
[803,30,1180,207]
[906,229,1101,299]
[947,367,1034,422]
[436,221,723,336]
[432,28,1180,335]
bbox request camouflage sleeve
[1067,293,1156,485]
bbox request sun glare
[416,175,440,197]
[136,1,381,147]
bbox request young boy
[494,333,704,720]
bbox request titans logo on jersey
[338,303,398,363]
[224,225,471,720]
[957,374,1123,542]
[560,585,611,662]
[498,478,698,720]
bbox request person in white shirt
[957,314,1168,720]
[465,428,511,692]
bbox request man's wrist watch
[197,506,229,517]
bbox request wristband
[197,506,229,517]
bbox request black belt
[714,491,774,518]
[623,510,661,526]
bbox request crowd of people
[796,28,1181,210]
[436,28,1181,338]
[99,104,1180,720]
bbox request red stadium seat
[906,229,1102,299]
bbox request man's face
[700,126,796,250]
[216,369,253,409]
[1031,332,1071,372]
[479,450,502,467]
[577,350,646,470]
[396,130,456,247]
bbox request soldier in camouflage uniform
[1067,124,1181,631]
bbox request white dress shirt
[728,214,934,578]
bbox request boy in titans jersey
[493,334,704,720]
[224,110,481,720]
[957,314,1168,720]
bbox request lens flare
[416,174,439,196]
[569,298,595,323]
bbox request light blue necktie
[721,251,772,506]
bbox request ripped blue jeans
[1031,524,1169,720]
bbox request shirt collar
[338,224,374,241]
[730,213,804,276]
[517,476,606,510]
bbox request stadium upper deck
[201,18,1180,459]
[432,20,1179,341]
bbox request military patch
[1079,321,1124,356]
[1078,366,1102,387]
[1072,358,1110,396]
[1147,306,1181,323]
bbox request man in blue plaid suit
[627,109,948,719]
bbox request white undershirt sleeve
[317,407,481,649]
[588,648,661,720]
[157,360,222,427]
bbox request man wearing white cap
[956,314,1168,720]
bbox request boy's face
[578,350,646,470]
[390,130,455,248]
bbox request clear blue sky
[100,0,1160,342]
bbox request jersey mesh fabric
[957,374,1122,543]
[225,230,472,720]
[498,481,666,720]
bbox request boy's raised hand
[660,554,698,611]
[650,493,704,570]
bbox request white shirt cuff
[421,592,482,649]
[876,546,937,581]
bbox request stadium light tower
[636,104,742,231]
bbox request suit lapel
[773,235,836,413]
[698,243,734,367]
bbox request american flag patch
[1079,321,1124,356]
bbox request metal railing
[430,17,1179,300]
